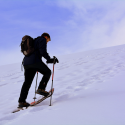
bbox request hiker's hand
[53,56,59,64]
[46,59,54,64]
[46,56,59,64]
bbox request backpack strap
[21,57,24,71]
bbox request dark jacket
[23,36,51,66]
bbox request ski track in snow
[0,45,125,124]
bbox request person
[18,33,59,108]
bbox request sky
[0,0,125,65]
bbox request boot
[18,102,30,108]
[36,89,49,97]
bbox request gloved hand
[46,56,59,64]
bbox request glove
[46,56,59,64]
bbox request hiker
[18,33,59,108]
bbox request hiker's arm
[38,38,51,60]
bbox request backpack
[20,35,35,56]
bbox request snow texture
[0,45,125,125]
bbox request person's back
[23,36,51,66]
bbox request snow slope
[0,45,125,125]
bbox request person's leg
[18,68,36,103]
[38,75,50,90]
[34,62,51,90]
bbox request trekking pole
[49,57,56,106]
[33,71,38,101]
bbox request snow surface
[0,45,125,125]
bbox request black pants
[18,61,51,103]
